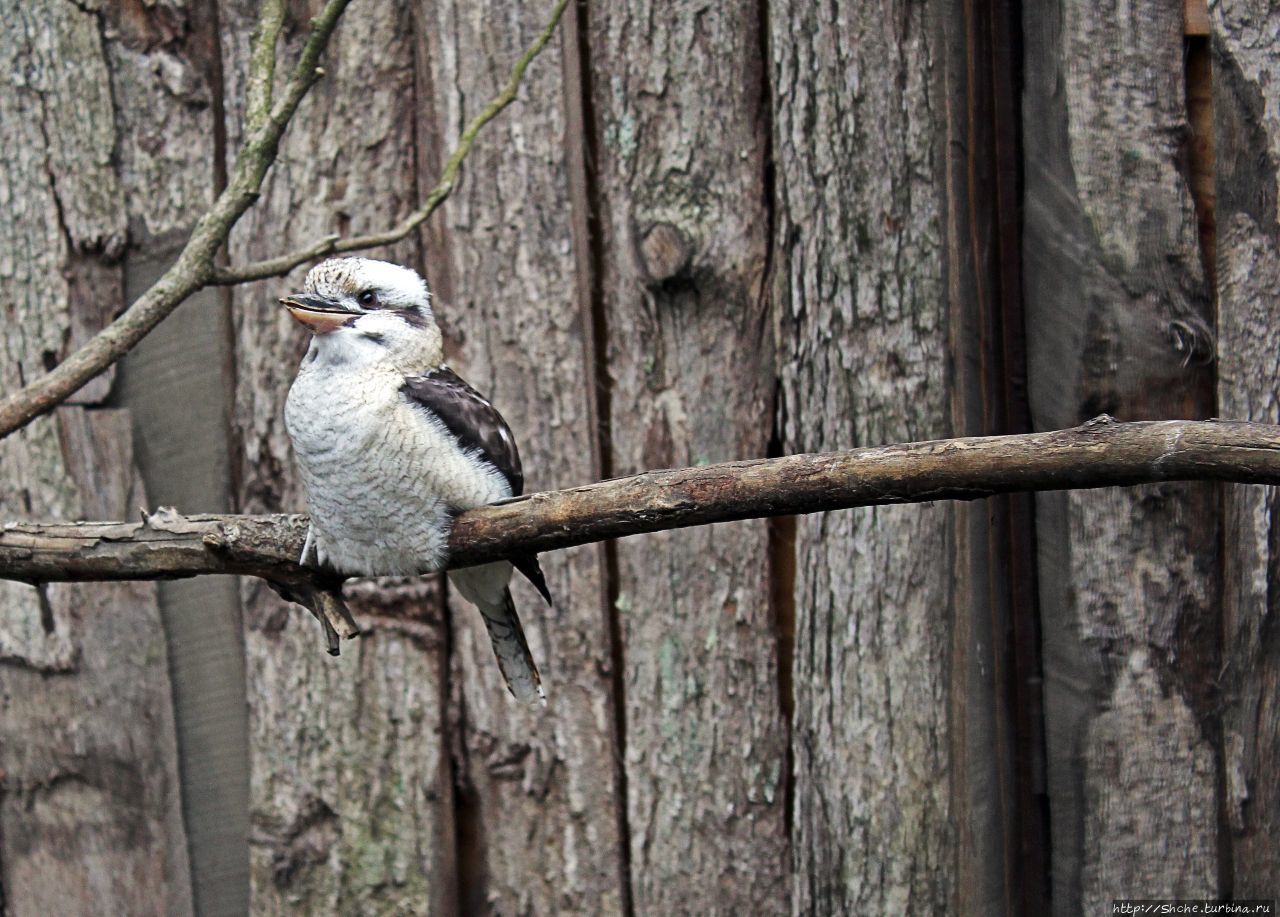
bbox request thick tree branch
[1,416,1273,652]
[209,0,572,285]
[1,415,1277,582]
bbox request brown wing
[402,368,553,606]
[400,367,523,496]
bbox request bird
[280,256,549,704]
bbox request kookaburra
[281,257,547,704]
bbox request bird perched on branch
[280,257,548,704]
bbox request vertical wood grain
[109,2,250,910]
[771,2,954,912]
[0,1,195,912]
[220,1,457,911]
[414,1,627,912]
[943,0,1049,912]
[587,1,788,911]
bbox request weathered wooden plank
[1023,0,1220,911]
[587,1,788,911]
[1186,0,1211,36]
[412,1,626,913]
[942,0,1047,910]
[0,2,193,913]
[771,1,953,912]
[1214,0,1280,895]
[220,1,457,911]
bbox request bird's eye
[357,290,378,308]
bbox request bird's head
[281,258,443,369]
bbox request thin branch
[244,0,286,136]
[210,0,573,285]
[2,417,1277,588]
[0,0,352,441]
[265,0,355,132]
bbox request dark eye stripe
[360,332,388,344]
[395,307,430,328]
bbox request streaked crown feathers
[304,257,433,316]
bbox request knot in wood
[1080,414,1117,431]
[639,222,692,284]
[1167,316,1216,367]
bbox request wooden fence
[0,0,1275,913]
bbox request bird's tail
[450,563,544,705]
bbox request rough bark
[0,2,192,913]
[1023,0,1220,911]
[587,3,788,910]
[220,1,457,912]
[413,1,626,912]
[771,2,953,912]
[0,0,353,440]
[0,418,192,917]
[1214,0,1280,894]
[7,4,1276,914]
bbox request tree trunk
[1023,0,1221,912]
[111,6,249,905]
[415,1,626,912]
[6,1,1280,913]
[221,1,457,912]
[1215,0,1280,895]
[0,2,193,913]
[771,2,955,912]
[586,3,788,912]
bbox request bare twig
[210,0,572,285]
[1,417,1277,586]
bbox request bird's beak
[279,293,356,334]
